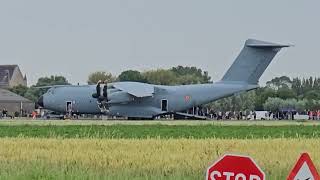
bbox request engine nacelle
[108,91,134,104]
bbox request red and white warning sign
[206,154,265,180]
[287,153,320,180]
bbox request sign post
[287,153,320,180]
[206,154,265,180]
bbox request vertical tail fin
[221,39,291,84]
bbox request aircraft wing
[34,85,72,89]
[113,82,154,97]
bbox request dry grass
[0,138,319,179]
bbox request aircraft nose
[37,95,44,108]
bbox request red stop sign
[206,154,265,180]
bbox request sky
[0,0,319,85]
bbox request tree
[254,87,277,110]
[119,66,212,85]
[292,77,303,96]
[5,75,71,102]
[24,87,39,102]
[118,70,146,82]
[303,90,320,100]
[296,99,307,112]
[142,69,177,85]
[263,97,306,113]
[33,75,71,100]
[87,71,116,85]
[305,99,320,111]
[208,91,256,112]
[277,87,297,99]
[263,97,284,112]
[266,76,292,90]
[280,99,298,111]
[8,76,70,102]
[36,75,70,86]
[240,91,256,111]
[171,66,211,84]
[314,78,320,90]
[175,74,206,85]
[9,85,29,97]
[14,75,70,102]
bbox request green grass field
[0,120,319,179]
[0,123,320,139]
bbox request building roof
[0,65,17,78]
[0,65,18,84]
[0,88,32,103]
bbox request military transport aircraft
[37,39,290,119]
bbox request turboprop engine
[92,83,136,112]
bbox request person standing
[103,82,108,99]
[97,81,106,102]
[2,108,7,118]
[96,80,102,98]
[32,111,37,119]
[309,110,313,120]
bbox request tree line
[9,66,320,113]
[87,66,211,85]
[211,76,320,113]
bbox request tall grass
[0,138,319,179]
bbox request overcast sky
[0,0,319,85]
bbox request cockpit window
[47,88,55,94]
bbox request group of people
[1,108,8,118]
[185,107,261,120]
[1,108,38,119]
[0,108,14,119]
[308,110,320,120]
[202,109,320,120]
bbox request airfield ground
[0,119,319,126]
[0,120,319,179]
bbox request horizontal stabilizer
[245,39,292,48]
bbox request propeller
[92,81,108,100]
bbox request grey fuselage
[42,81,257,118]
